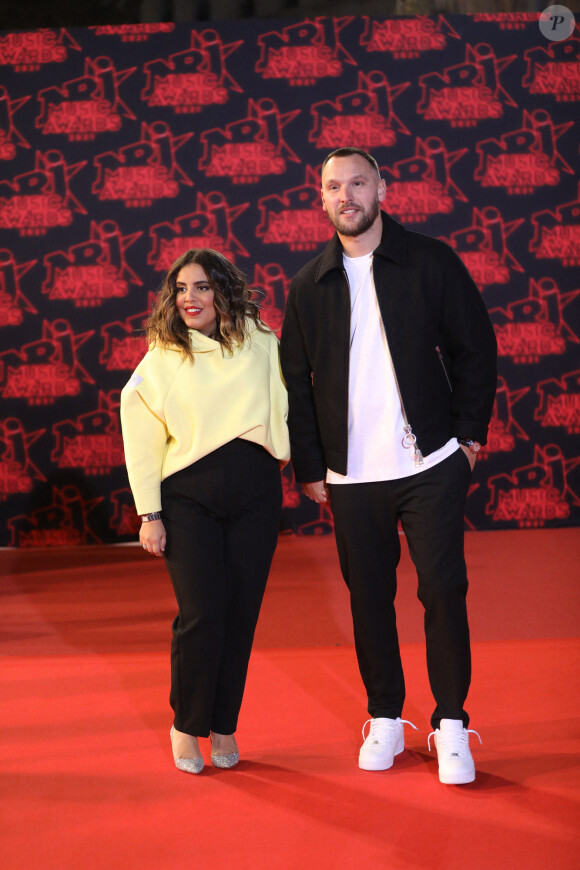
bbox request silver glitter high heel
[210,733,239,769]
[170,726,204,775]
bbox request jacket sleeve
[438,245,497,444]
[279,283,327,482]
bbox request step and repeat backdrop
[0,13,579,546]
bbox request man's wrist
[457,438,481,454]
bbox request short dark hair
[321,147,380,177]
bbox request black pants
[161,440,282,737]
[328,448,472,730]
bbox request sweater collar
[315,211,408,282]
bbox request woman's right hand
[139,519,166,557]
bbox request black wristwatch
[457,438,481,454]
[141,512,163,522]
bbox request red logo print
[486,445,575,527]
[418,43,516,126]
[253,263,289,334]
[536,369,580,435]
[256,17,355,86]
[200,98,299,183]
[0,418,45,498]
[0,319,94,405]
[445,207,524,289]
[51,391,124,474]
[0,149,86,235]
[490,278,580,364]
[8,485,103,547]
[92,122,192,207]
[384,137,467,222]
[0,249,36,327]
[257,168,334,250]
[36,56,135,141]
[148,192,249,272]
[524,38,580,101]
[100,308,151,372]
[42,221,142,307]
[360,15,457,58]
[482,376,530,456]
[474,109,573,194]
[91,24,174,42]
[0,86,29,160]
[142,30,242,113]
[530,183,580,266]
[0,29,80,72]
[310,71,410,150]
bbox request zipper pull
[402,425,424,466]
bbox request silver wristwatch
[140,512,162,522]
[457,438,481,454]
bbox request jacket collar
[315,211,408,282]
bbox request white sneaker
[359,717,418,771]
[428,718,482,784]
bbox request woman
[120,248,290,774]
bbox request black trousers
[161,440,282,737]
[328,448,473,730]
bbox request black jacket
[280,211,498,483]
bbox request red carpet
[1,529,579,869]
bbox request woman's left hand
[140,519,166,557]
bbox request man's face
[321,154,386,238]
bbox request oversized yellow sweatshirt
[120,323,290,516]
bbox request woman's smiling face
[175,262,218,337]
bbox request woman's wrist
[140,511,163,522]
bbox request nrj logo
[51,391,124,475]
[384,137,467,223]
[42,221,142,307]
[530,183,580,266]
[444,207,523,289]
[256,17,355,85]
[0,418,45,498]
[148,192,249,272]
[524,36,580,100]
[490,277,580,363]
[0,319,94,404]
[0,29,80,72]
[8,485,103,547]
[100,307,151,371]
[360,15,458,58]
[253,263,290,334]
[481,376,530,456]
[486,445,577,527]
[36,56,136,141]
[91,23,174,42]
[474,109,573,194]
[142,29,242,113]
[418,43,516,126]
[257,167,334,250]
[92,122,192,207]
[535,369,580,434]
[0,85,29,161]
[0,249,36,327]
[200,98,300,183]
[0,149,86,236]
[309,71,410,150]
[111,488,140,536]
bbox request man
[280,147,497,785]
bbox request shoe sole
[358,744,404,771]
[439,770,475,785]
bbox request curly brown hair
[145,249,264,360]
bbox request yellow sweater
[120,323,290,515]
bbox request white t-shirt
[326,252,457,485]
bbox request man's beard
[328,198,381,237]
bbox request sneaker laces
[362,717,418,744]
[427,726,482,755]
